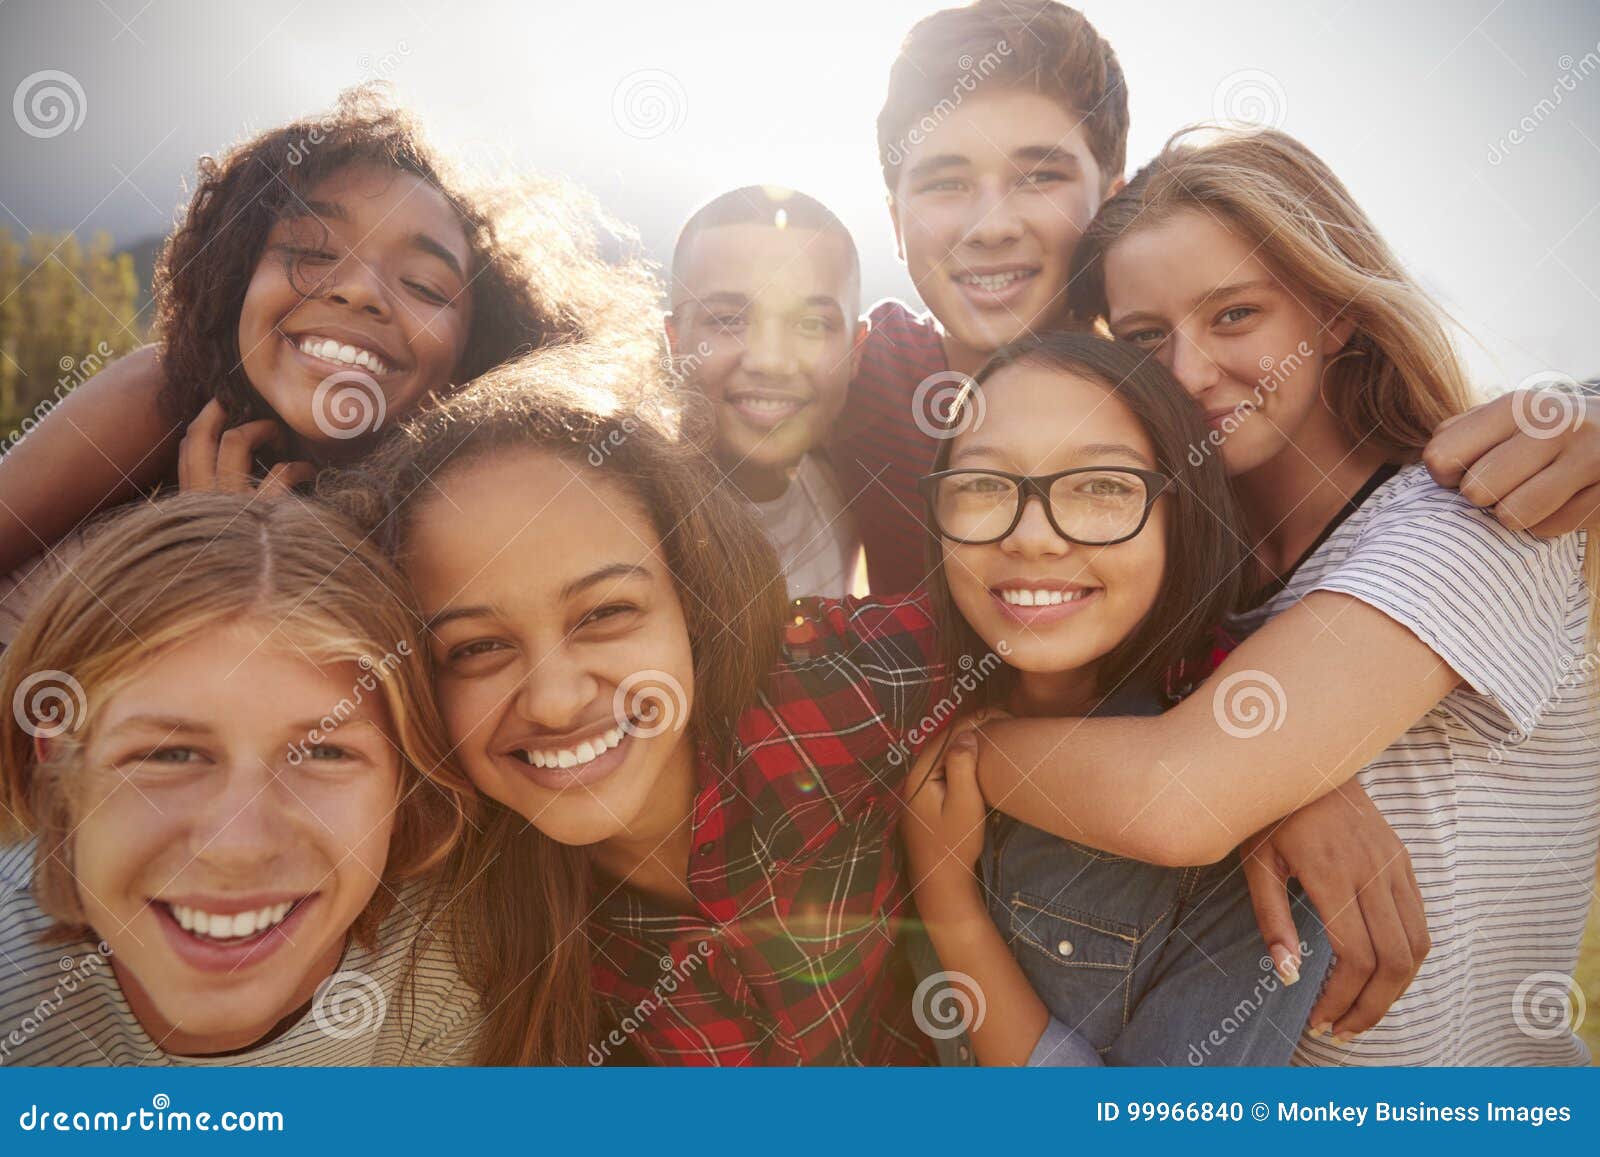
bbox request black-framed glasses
[919,467,1172,547]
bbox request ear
[886,192,906,263]
[1103,173,1127,200]
[33,734,52,765]
[847,317,870,380]
[663,312,682,356]
[1322,314,1357,358]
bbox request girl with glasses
[902,330,1337,1065]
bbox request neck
[725,454,795,504]
[1012,665,1101,718]
[115,938,344,1057]
[588,736,698,907]
[940,331,993,378]
[1233,419,1392,581]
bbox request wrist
[915,865,987,926]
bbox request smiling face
[1103,207,1351,479]
[236,163,474,450]
[938,361,1167,707]
[669,222,863,494]
[890,90,1111,364]
[403,447,698,849]
[69,619,400,1056]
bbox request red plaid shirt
[589,592,945,1065]
[829,300,949,596]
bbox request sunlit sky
[3,0,1598,387]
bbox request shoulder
[1342,462,1584,581]
[777,591,938,665]
[860,299,944,375]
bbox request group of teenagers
[1,0,1597,1070]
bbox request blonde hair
[1070,126,1478,455]
[0,491,475,945]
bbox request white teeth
[168,900,298,941]
[959,269,1034,292]
[1000,588,1091,607]
[518,727,627,771]
[296,335,389,375]
[734,396,800,412]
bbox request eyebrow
[293,200,466,279]
[423,563,653,631]
[561,562,652,602]
[904,154,970,182]
[103,715,382,738]
[1013,145,1084,172]
[950,441,1154,468]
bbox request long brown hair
[0,492,474,945]
[326,340,787,1064]
[153,83,659,435]
[1069,126,1475,455]
[924,330,1248,705]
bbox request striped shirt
[0,842,479,1066]
[1228,462,1599,1066]
[830,299,948,595]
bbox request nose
[188,764,294,873]
[1168,330,1221,398]
[323,257,392,320]
[1001,491,1072,559]
[515,649,601,733]
[962,182,1025,250]
[740,315,798,378]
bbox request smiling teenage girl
[963,127,1599,1065]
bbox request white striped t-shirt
[1228,462,1599,1066]
[0,842,481,1066]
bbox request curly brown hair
[152,84,660,431]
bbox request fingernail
[1332,1032,1351,1044]
[1311,1021,1331,1037]
[1278,959,1300,986]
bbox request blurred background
[0,0,1597,1055]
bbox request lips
[282,326,405,380]
[951,265,1040,309]
[725,391,807,431]
[1204,403,1256,431]
[503,725,635,792]
[990,581,1101,626]
[151,893,319,974]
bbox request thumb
[1242,843,1302,986]
[942,731,983,816]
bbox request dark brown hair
[924,330,1248,705]
[153,84,659,434]
[324,339,787,1065]
[877,1,1129,190]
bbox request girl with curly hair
[0,85,656,637]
